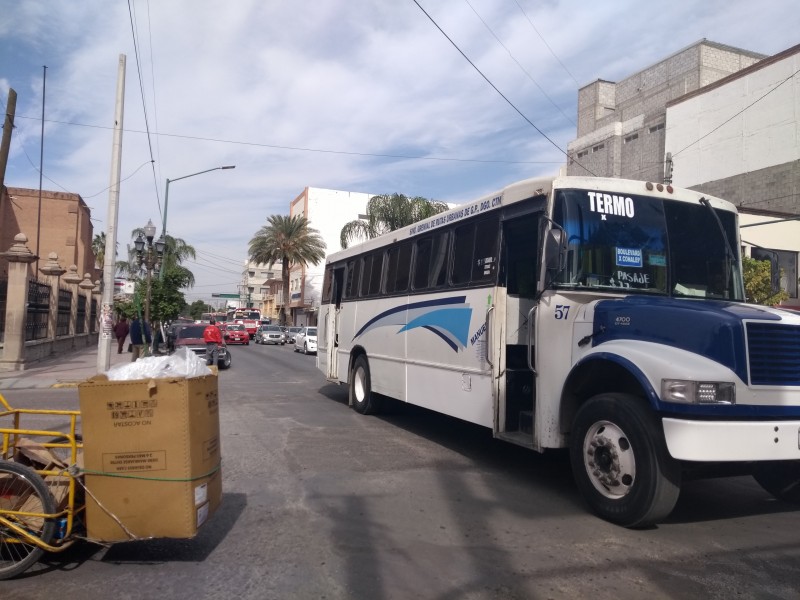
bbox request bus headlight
[661,380,735,404]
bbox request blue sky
[0,0,797,302]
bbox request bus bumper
[662,418,800,462]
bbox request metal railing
[25,279,50,341]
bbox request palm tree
[249,215,326,325]
[92,232,106,268]
[340,193,448,249]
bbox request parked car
[285,326,303,343]
[293,326,317,354]
[171,324,231,369]
[254,324,286,345]
[224,323,250,345]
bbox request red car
[235,318,259,339]
[224,323,250,345]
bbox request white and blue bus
[317,175,800,527]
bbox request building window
[577,150,588,159]
[592,143,605,153]
[624,133,639,143]
[649,123,665,133]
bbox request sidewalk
[0,344,136,390]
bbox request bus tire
[753,461,800,503]
[350,355,381,415]
[569,393,681,528]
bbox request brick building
[0,186,99,280]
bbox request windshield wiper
[699,197,735,293]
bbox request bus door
[322,266,345,380]
[494,209,542,449]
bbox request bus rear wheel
[569,393,681,528]
[753,461,800,503]
[350,355,381,415]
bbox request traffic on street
[2,342,798,599]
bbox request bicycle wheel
[0,461,56,580]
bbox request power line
[411,0,594,174]
[512,0,580,87]
[13,114,564,165]
[127,0,162,222]
[672,66,800,158]
[463,0,574,126]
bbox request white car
[293,326,317,354]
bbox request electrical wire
[463,0,575,126]
[672,66,800,158]
[126,0,162,221]
[512,0,580,87]
[12,114,562,165]
[411,0,595,175]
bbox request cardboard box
[78,374,222,542]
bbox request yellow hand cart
[0,392,84,579]
[0,371,222,580]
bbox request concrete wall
[666,45,800,214]
[568,40,765,181]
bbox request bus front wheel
[350,355,381,415]
[569,393,681,528]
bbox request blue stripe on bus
[352,296,472,351]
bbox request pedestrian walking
[129,316,152,362]
[114,316,130,354]
[203,318,223,365]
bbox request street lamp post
[134,219,166,325]
[161,165,235,279]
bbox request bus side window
[472,218,499,283]
[386,242,412,294]
[360,253,383,297]
[451,223,476,286]
[413,237,433,291]
[321,266,333,303]
[429,230,450,288]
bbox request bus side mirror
[545,228,567,272]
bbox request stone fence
[0,233,100,371]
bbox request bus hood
[590,296,800,385]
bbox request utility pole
[97,54,126,372]
[0,87,16,192]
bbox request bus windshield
[552,188,745,301]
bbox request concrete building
[289,187,372,326]
[0,187,99,280]
[240,259,283,322]
[567,40,765,183]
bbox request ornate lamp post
[134,219,166,324]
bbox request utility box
[78,374,222,542]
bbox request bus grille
[746,322,800,386]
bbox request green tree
[188,300,212,320]
[149,267,192,321]
[743,256,789,305]
[339,193,448,249]
[249,215,326,325]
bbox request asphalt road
[2,342,800,599]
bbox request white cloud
[1,0,797,300]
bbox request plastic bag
[105,347,213,380]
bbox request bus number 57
[555,305,571,320]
